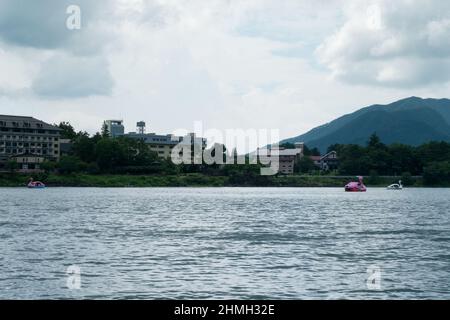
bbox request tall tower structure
[137,121,146,135]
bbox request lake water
[0,187,449,299]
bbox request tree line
[53,122,266,180]
[49,123,450,185]
[328,134,450,185]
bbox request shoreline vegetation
[2,122,450,188]
[2,172,445,188]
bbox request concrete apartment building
[107,120,207,159]
[103,120,125,137]
[276,143,304,175]
[258,142,304,175]
[0,115,61,172]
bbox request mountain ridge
[282,97,450,153]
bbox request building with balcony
[0,115,61,171]
[310,151,339,171]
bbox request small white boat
[387,180,403,190]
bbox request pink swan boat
[345,176,366,192]
[27,178,46,189]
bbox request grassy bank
[0,172,430,187]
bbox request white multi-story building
[104,120,125,137]
[0,115,62,171]
[113,121,207,159]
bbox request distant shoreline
[1,173,443,188]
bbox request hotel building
[0,115,61,171]
[115,121,207,159]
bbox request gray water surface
[1,187,449,299]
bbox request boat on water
[387,180,403,190]
[27,178,46,189]
[345,176,367,192]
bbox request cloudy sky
[0,0,449,142]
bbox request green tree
[297,156,316,174]
[388,144,419,175]
[73,135,96,163]
[302,145,320,156]
[279,142,296,149]
[6,160,18,173]
[415,142,450,169]
[423,161,450,185]
[368,133,385,150]
[95,138,127,171]
[367,169,380,185]
[58,156,83,174]
[40,161,56,173]
[57,122,77,140]
[336,144,367,175]
[401,172,414,186]
[101,122,110,138]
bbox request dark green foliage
[423,161,450,185]
[401,172,415,186]
[333,133,450,185]
[29,117,450,187]
[279,142,320,156]
[58,156,85,174]
[367,170,380,185]
[5,160,18,173]
[57,122,77,140]
[297,156,316,174]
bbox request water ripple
[0,187,449,299]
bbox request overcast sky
[0,0,449,142]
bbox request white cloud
[32,53,114,98]
[0,0,118,97]
[316,0,450,87]
[0,0,449,143]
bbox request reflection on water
[0,187,449,299]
